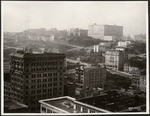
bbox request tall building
[105,50,124,71]
[10,50,66,112]
[88,23,123,40]
[75,64,106,97]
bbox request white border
[1,1,149,115]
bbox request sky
[2,1,148,35]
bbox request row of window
[31,73,59,78]
[31,62,63,66]
[26,92,62,100]
[30,82,62,89]
[31,78,59,83]
[25,57,64,62]
[76,105,96,113]
[30,67,62,72]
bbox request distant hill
[68,36,101,47]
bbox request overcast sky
[2,1,148,35]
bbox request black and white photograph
[1,1,149,115]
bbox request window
[43,79,47,82]
[48,73,52,76]
[48,88,52,92]
[31,90,35,94]
[42,106,46,112]
[53,78,57,81]
[31,80,36,83]
[53,83,57,86]
[48,83,52,87]
[76,105,81,111]
[37,90,41,93]
[48,78,52,82]
[43,89,46,93]
[42,84,47,87]
[110,57,114,62]
[26,75,29,78]
[47,109,52,113]
[83,107,88,113]
[31,85,36,89]
[37,79,41,83]
[37,95,41,99]
[43,94,46,98]
[37,84,41,88]
[53,88,57,91]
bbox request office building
[39,96,110,113]
[10,49,66,112]
[105,50,124,71]
[75,64,106,97]
[88,24,123,40]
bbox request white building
[105,50,124,71]
[39,96,110,113]
[88,23,123,40]
[117,41,130,47]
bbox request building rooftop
[10,51,66,58]
[78,90,146,112]
[4,100,28,110]
[39,96,76,113]
[39,96,111,113]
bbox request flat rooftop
[4,100,28,110]
[39,96,110,113]
[40,97,76,113]
[45,98,75,113]
[78,90,146,112]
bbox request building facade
[39,96,110,113]
[105,50,124,71]
[115,47,128,62]
[88,24,123,40]
[64,82,76,98]
[124,63,146,91]
[10,50,66,112]
[4,82,12,101]
[75,64,106,97]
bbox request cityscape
[2,1,148,114]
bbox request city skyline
[2,1,148,35]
